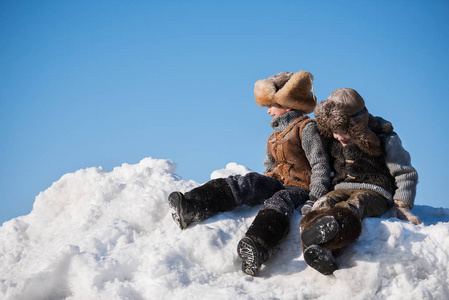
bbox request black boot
[300,207,362,250]
[237,237,266,276]
[168,178,235,230]
[303,245,338,275]
[300,207,362,275]
[301,215,340,248]
[168,192,194,230]
[237,209,290,276]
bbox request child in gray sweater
[168,70,332,276]
[300,88,420,275]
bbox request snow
[0,157,448,300]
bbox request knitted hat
[315,88,383,155]
[254,70,316,114]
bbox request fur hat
[254,71,316,114]
[315,88,384,156]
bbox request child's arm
[384,133,421,224]
[301,122,332,202]
[384,133,418,206]
[263,149,275,174]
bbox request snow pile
[0,157,448,300]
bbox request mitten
[389,200,421,225]
[301,195,317,215]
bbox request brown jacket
[265,116,314,190]
[329,139,396,195]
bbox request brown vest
[265,116,313,190]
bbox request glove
[389,200,421,225]
[301,195,317,215]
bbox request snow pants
[226,172,309,261]
[312,189,389,220]
[300,189,389,257]
[225,172,309,217]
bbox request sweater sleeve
[263,149,275,174]
[384,133,418,208]
[302,122,332,199]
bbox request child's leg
[225,172,284,206]
[168,172,284,230]
[310,189,352,210]
[168,177,235,229]
[337,190,388,220]
[238,186,308,276]
[300,190,353,249]
[300,190,363,275]
[300,205,362,250]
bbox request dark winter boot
[303,245,338,275]
[237,209,290,276]
[168,178,235,230]
[300,206,362,250]
[237,237,266,276]
[300,215,340,249]
[300,207,362,275]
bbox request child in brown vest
[300,88,420,275]
[168,70,332,276]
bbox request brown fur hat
[315,88,391,156]
[254,70,316,114]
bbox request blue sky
[1,0,448,224]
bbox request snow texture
[0,157,448,300]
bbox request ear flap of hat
[314,100,350,138]
[315,97,383,156]
[351,123,382,156]
[254,79,277,107]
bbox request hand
[389,200,421,225]
[301,203,313,215]
[301,196,317,215]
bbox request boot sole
[237,237,260,276]
[168,192,188,230]
[304,245,338,275]
[301,216,339,248]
